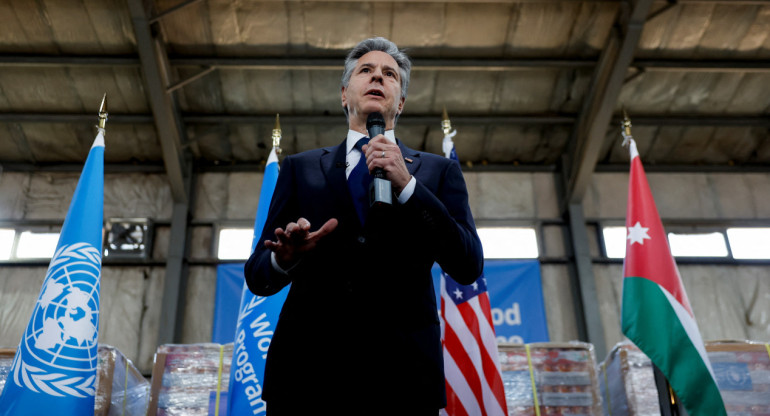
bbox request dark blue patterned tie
[348,137,371,224]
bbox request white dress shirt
[345,129,416,203]
[271,129,417,274]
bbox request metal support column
[566,203,607,359]
[158,197,191,344]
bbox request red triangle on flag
[622,143,693,317]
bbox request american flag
[440,128,507,416]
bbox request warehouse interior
[0,0,769,394]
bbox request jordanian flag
[621,138,726,415]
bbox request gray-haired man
[245,37,483,415]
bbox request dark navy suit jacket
[245,138,483,412]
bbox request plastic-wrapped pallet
[0,349,14,393]
[95,345,150,416]
[598,342,660,416]
[498,342,603,416]
[147,343,232,416]
[706,341,770,415]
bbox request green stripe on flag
[622,277,726,416]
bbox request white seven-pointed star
[627,221,651,245]
[472,282,479,291]
[453,288,463,299]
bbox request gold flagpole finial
[98,93,108,130]
[441,106,452,136]
[621,109,633,147]
[272,113,282,155]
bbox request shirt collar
[346,129,396,154]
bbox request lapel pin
[404,157,413,163]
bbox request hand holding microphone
[366,112,392,206]
[363,112,413,202]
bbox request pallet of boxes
[598,342,660,416]
[599,340,770,415]
[0,348,14,396]
[706,340,770,414]
[146,343,232,416]
[498,342,604,415]
[0,345,149,416]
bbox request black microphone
[366,112,392,206]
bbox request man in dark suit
[245,37,483,415]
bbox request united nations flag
[0,129,104,415]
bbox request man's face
[341,51,405,130]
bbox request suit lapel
[398,139,422,177]
[319,138,422,230]
[320,140,361,228]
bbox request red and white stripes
[441,277,507,416]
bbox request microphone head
[366,112,386,129]
[366,112,386,139]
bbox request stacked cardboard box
[706,341,770,415]
[0,349,14,393]
[598,342,660,416]
[95,345,150,416]
[499,342,603,416]
[147,343,232,416]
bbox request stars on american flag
[444,272,488,305]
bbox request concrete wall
[1,169,769,373]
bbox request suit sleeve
[405,159,483,284]
[244,156,297,296]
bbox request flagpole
[621,112,686,416]
[652,363,685,416]
[439,108,508,416]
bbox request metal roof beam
[563,0,655,206]
[2,112,769,126]
[149,0,204,24]
[5,161,770,174]
[127,0,188,202]
[4,54,770,73]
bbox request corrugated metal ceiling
[0,0,769,175]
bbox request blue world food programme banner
[432,259,549,343]
[213,265,289,344]
[212,264,245,344]
[214,264,289,415]
[215,259,548,351]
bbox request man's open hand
[264,217,338,270]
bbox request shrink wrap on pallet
[499,342,602,416]
[147,343,232,416]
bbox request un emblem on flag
[12,243,101,398]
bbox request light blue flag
[226,148,289,416]
[0,130,104,416]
